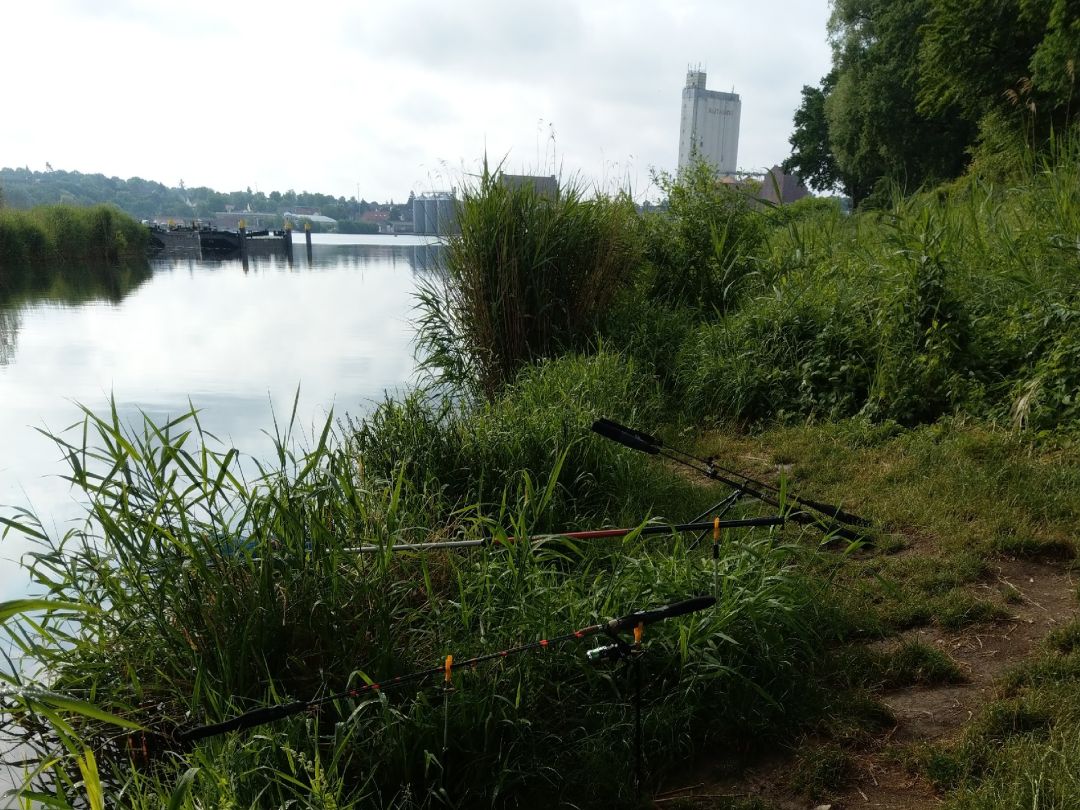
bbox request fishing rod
[172,595,717,746]
[348,516,784,553]
[591,418,870,541]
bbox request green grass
[349,350,717,531]
[898,633,1080,807]
[788,743,852,798]
[9,401,1071,806]
[841,640,966,691]
[698,419,1080,808]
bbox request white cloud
[1,1,831,200]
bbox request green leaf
[167,767,200,810]
[8,688,144,730]
[0,515,49,542]
[0,599,92,624]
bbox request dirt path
[658,557,1077,809]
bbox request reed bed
[0,398,831,807]
[416,161,641,399]
[0,204,148,270]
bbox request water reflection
[150,240,445,277]
[0,310,17,366]
[0,260,153,308]
[0,261,154,366]
[0,235,439,603]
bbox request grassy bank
[605,154,1080,433]
[3,149,1080,808]
[0,203,148,270]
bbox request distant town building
[758,166,810,206]
[412,191,458,237]
[283,212,338,231]
[360,208,391,225]
[678,68,741,177]
[499,174,559,198]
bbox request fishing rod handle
[590,418,659,455]
[788,496,872,527]
[785,509,863,541]
[609,595,716,632]
[177,700,309,744]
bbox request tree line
[0,167,406,223]
[785,0,1079,205]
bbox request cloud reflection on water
[0,235,439,602]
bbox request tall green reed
[0,204,147,270]
[416,159,641,400]
[638,160,769,313]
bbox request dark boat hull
[148,226,290,257]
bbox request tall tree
[825,0,973,203]
[918,0,1044,122]
[784,71,857,197]
[919,0,1079,146]
[1026,0,1080,123]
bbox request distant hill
[0,167,384,223]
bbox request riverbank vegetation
[0,204,148,269]
[4,140,1079,806]
[3,2,1080,805]
[785,0,1080,206]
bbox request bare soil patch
[658,557,1077,809]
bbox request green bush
[675,279,876,425]
[640,160,769,313]
[664,147,1080,432]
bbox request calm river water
[0,234,440,603]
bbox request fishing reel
[586,641,629,663]
[586,622,644,665]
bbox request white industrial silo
[677,69,741,176]
[413,196,427,234]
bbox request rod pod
[591,417,870,540]
[586,620,647,797]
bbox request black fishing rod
[348,516,784,553]
[591,418,870,541]
[173,595,717,746]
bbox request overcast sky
[2,0,832,203]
